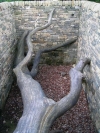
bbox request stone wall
[14,1,80,65]
[0,2,16,110]
[78,1,100,132]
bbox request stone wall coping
[0,1,81,10]
[0,2,13,10]
[12,1,81,7]
[81,1,100,13]
[0,1,100,12]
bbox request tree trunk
[13,9,90,133]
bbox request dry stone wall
[78,1,100,132]
[0,2,16,110]
[14,1,80,65]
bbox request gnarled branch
[36,58,90,133]
[13,8,55,75]
[31,37,77,78]
[13,8,90,133]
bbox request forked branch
[13,8,55,75]
[37,58,90,133]
[13,8,90,133]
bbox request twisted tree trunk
[13,9,90,133]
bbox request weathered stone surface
[78,1,100,132]
[0,2,16,109]
[14,4,79,65]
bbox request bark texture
[13,9,90,133]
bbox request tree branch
[13,8,55,75]
[33,58,90,133]
[14,30,31,75]
[54,58,90,118]
[31,37,77,78]
[15,30,29,66]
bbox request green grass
[89,0,100,2]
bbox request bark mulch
[1,65,96,133]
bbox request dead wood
[13,8,90,133]
[31,37,77,78]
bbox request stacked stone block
[14,1,80,65]
[0,2,16,110]
[78,1,100,132]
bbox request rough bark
[13,9,90,133]
[15,30,30,75]
[13,57,90,133]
